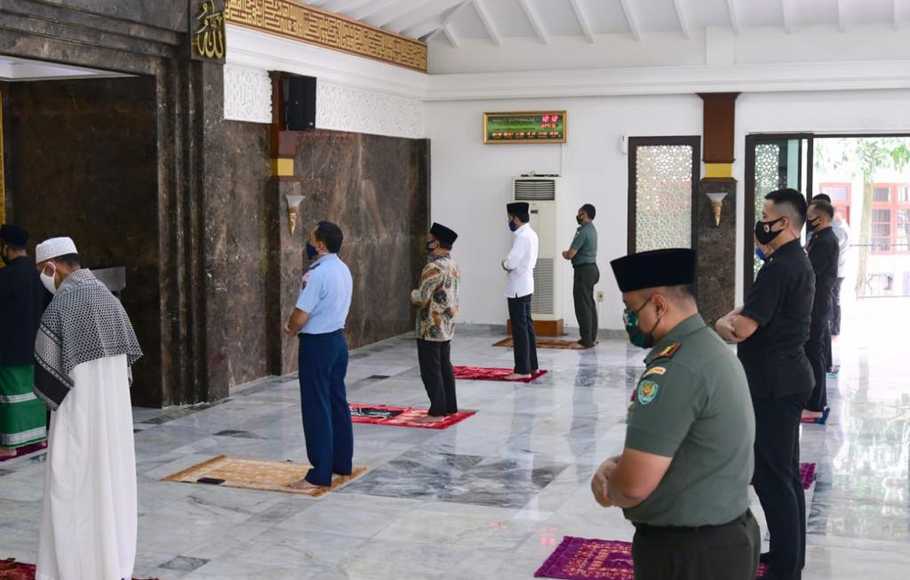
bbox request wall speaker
[282,74,316,131]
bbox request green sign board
[483,111,567,144]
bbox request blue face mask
[306,242,318,260]
[508,220,518,232]
[755,247,766,261]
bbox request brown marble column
[697,93,739,325]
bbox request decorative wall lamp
[705,192,728,227]
[286,194,304,235]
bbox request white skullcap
[36,237,78,263]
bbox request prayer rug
[453,366,548,382]
[800,462,817,490]
[801,407,830,425]
[162,455,367,498]
[0,441,46,463]
[533,538,769,579]
[494,337,590,350]
[0,559,157,579]
[350,403,475,429]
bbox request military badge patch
[637,380,660,405]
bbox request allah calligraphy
[194,0,226,60]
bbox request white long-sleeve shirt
[832,217,850,275]
[502,223,539,298]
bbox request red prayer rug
[349,403,475,429]
[0,559,157,580]
[800,462,817,490]
[0,441,46,463]
[533,538,769,579]
[453,366,548,383]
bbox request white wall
[427,95,702,330]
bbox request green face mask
[623,297,660,349]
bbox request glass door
[744,135,813,293]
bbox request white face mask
[41,267,57,295]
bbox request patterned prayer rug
[0,441,46,463]
[494,337,590,350]
[162,455,367,498]
[800,462,817,490]
[453,366,548,382]
[0,559,157,579]
[350,403,475,429]
[534,538,769,579]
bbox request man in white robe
[32,237,143,580]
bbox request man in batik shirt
[411,223,460,420]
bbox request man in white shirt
[502,202,540,380]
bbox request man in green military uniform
[591,248,759,580]
[562,204,599,348]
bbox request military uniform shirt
[296,253,353,335]
[623,314,755,527]
[570,222,598,268]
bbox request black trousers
[416,339,457,416]
[805,316,831,412]
[572,264,599,346]
[507,294,538,375]
[830,277,844,336]
[752,394,808,580]
[632,511,761,580]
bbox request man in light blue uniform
[284,221,354,489]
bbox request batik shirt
[411,255,460,341]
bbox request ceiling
[0,55,127,82]
[302,0,908,45]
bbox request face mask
[623,297,661,349]
[754,217,785,246]
[508,220,518,232]
[806,218,820,232]
[426,241,437,253]
[305,242,318,260]
[755,247,767,261]
[41,266,57,295]
[576,216,584,225]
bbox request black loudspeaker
[282,75,316,130]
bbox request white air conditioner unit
[513,176,566,322]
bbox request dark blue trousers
[298,331,353,486]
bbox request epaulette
[653,342,681,360]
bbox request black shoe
[759,552,772,564]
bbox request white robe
[37,354,137,580]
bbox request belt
[633,510,753,534]
[299,329,344,338]
[573,262,597,268]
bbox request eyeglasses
[622,296,652,326]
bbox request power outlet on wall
[596,291,605,303]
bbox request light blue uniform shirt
[296,253,353,335]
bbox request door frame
[627,135,702,253]
[743,133,814,296]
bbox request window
[819,183,851,224]
[872,183,910,254]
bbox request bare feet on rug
[504,373,532,380]
[802,410,824,421]
[0,447,17,458]
[413,414,445,423]
[288,478,328,491]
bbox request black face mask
[576,216,584,225]
[806,218,821,232]
[755,217,785,245]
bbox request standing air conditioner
[513,176,565,323]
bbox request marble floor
[1,305,908,579]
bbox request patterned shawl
[33,269,143,410]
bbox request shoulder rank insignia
[643,366,667,378]
[654,342,681,360]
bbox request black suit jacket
[0,256,51,366]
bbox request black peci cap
[430,222,458,245]
[507,202,529,215]
[610,248,696,293]
[0,224,28,247]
